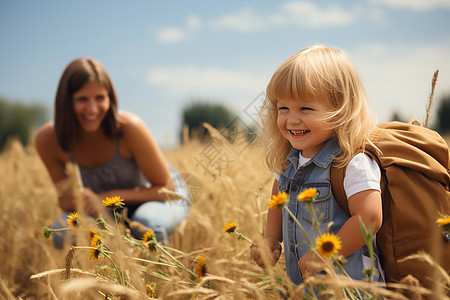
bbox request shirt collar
[287,137,340,169]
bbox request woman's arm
[99,112,173,204]
[34,122,75,212]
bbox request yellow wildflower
[436,216,450,231]
[102,196,125,210]
[316,232,341,258]
[142,230,157,251]
[223,222,237,233]
[194,255,206,278]
[436,217,450,227]
[269,191,288,208]
[66,212,80,227]
[88,229,98,240]
[146,283,157,298]
[89,229,101,260]
[297,188,318,202]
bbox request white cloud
[186,15,202,30]
[371,0,450,11]
[147,65,266,98]
[157,1,364,41]
[211,7,267,33]
[276,1,361,28]
[351,42,450,124]
[155,15,202,44]
[155,27,188,44]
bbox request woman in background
[35,57,190,246]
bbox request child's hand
[250,237,282,268]
[298,251,329,279]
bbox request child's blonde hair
[260,45,377,174]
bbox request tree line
[1,94,450,151]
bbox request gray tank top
[70,141,149,195]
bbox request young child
[252,45,384,284]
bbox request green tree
[390,111,405,122]
[180,101,237,142]
[436,94,450,133]
[0,98,48,150]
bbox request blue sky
[1,0,450,148]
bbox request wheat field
[0,128,449,299]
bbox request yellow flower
[102,196,125,210]
[269,191,288,208]
[142,230,157,251]
[89,229,101,260]
[194,255,206,278]
[316,232,341,258]
[436,217,450,231]
[90,237,101,260]
[297,188,318,202]
[223,222,237,233]
[88,229,98,240]
[142,230,156,243]
[146,283,157,298]
[66,212,80,227]
[436,217,450,227]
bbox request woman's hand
[82,189,103,218]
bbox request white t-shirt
[274,152,381,196]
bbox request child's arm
[266,180,283,243]
[251,180,283,267]
[298,189,382,278]
[335,189,382,256]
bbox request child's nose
[287,113,302,125]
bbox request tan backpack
[330,122,450,287]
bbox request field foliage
[0,128,449,299]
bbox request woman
[35,57,190,246]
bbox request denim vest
[279,137,366,285]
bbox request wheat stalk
[424,70,439,127]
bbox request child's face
[276,97,335,158]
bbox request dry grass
[0,127,449,299]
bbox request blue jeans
[52,200,189,248]
[52,167,191,247]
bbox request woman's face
[72,80,110,133]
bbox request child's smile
[276,98,335,158]
[289,129,310,136]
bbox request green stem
[73,246,124,285]
[155,244,196,277]
[283,206,313,247]
[234,230,253,244]
[306,202,322,236]
[102,251,124,285]
[113,209,121,233]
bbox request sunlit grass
[0,129,448,299]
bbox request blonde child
[251,45,384,284]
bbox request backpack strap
[330,163,350,215]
